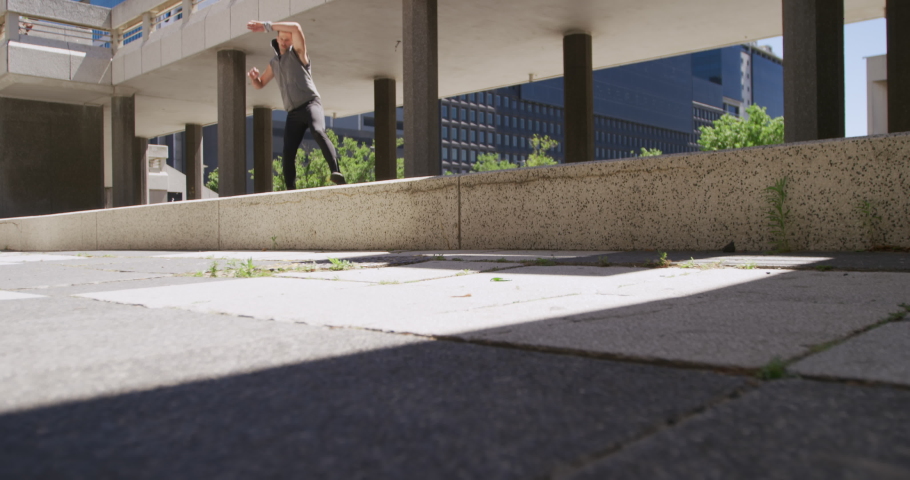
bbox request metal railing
[122,21,143,46]
[18,17,112,48]
[153,3,184,32]
[192,0,220,14]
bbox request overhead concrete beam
[782,0,845,143]
[402,0,440,177]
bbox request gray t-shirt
[269,39,320,112]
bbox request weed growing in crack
[432,254,446,261]
[856,199,882,248]
[495,258,511,263]
[766,177,792,252]
[328,258,356,271]
[456,269,476,276]
[886,304,910,322]
[737,262,758,270]
[814,265,834,272]
[597,256,611,267]
[645,252,672,268]
[757,357,788,380]
[678,258,697,269]
[208,261,219,277]
[378,280,400,285]
[270,235,278,250]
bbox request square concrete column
[887,0,910,133]
[184,124,203,200]
[253,107,273,193]
[374,78,398,181]
[111,95,140,207]
[137,137,149,204]
[782,0,844,143]
[403,0,440,177]
[563,33,594,163]
[217,49,247,197]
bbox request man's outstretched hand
[248,67,260,82]
[247,20,265,32]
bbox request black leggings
[282,98,340,190]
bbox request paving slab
[76,267,647,327]
[278,260,523,283]
[16,275,229,297]
[566,380,910,480]
[0,290,45,301]
[0,262,166,290]
[76,266,910,369]
[572,251,910,271]
[158,251,390,262]
[790,320,910,386]
[390,250,617,261]
[0,333,747,479]
[0,294,418,413]
[0,252,88,263]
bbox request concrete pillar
[563,33,594,163]
[887,0,910,133]
[374,78,397,181]
[402,0,440,177]
[184,124,203,200]
[137,137,149,204]
[182,0,193,20]
[111,95,140,207]
[217,49,247,197]
[253,107,273,193]
[782,0,844,143]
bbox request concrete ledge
[218,176,459,251]
[0,211,97,251]
[1,134,908,252]
[461,133,910,251]
[96,199,220,250]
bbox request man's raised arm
[247,20,308,66]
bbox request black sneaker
[330,172,347,185]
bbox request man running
[247,20,346,188]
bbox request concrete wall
[0,97,104,220]
[1,133,908,252]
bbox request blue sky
[756,18,887,137]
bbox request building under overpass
[0,0,906,219]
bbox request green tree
[633,147,663,157]
[205,168,218,193]
[526,134,559,167]
[473,153,518,172]
[697,104,784,151]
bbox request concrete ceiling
[123,0,885,137]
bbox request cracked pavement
[1,249,909,479]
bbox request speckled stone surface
[217,177,458,251]
[0,211,98,252]
[459,133,910,251]
[95,199,220,251]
